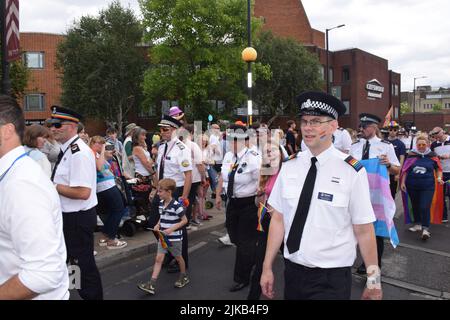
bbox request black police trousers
[63,208,103,300]
[226,196,258,285]
[284,260,352,300]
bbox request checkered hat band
[360,116,378,123]
[159,119,179,128]
[301,100,338,119]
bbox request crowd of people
[1,89,449,300]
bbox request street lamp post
[242,0,257,126]
[413,76,427,126]
[326,24,345,94]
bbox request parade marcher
[261,91,382,300]
[386,121,406,199]
[50,106,103,300]
[401,135,444,240]
[350,113,401,275]
[215,124,261,292]
[138,178,189,295]
[0,95,69,300]
[430,127,450,223]
[89,136,128,250]
[285,120,297,155]
[154,115,193,273]
[247,136,283,300]
[23,124,52,177]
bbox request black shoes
[229,282,249,292]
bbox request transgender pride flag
[360,159,400,248]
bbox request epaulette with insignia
[344,156,363,172]
[71,143,80,154]
[176,141,185,150]
[381,139,392,145]
[283,151,300,163]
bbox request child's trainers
[174,274,190,288]
[137,281,156,295]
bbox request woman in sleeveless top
[132,128,157,217]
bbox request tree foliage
[253,31,323,116]
[400,101,411,114]
[0,50,30,100]
[56,1,145,133]
[432,102,443,113]
[139,0,267,124]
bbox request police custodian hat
[296,91,346,120]
[226,124,249,140]
[51,106,83,123]
[359,113,381,125]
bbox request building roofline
[20,32,66,37]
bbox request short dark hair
[23,125,50,148]
[106,126,118,135]
[287,120,295,128]
[0,95,25,142]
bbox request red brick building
[255,0,401,129]
[20,32,65,124]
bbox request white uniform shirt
[350,136,400,166]
[221,147,261,198]
[157,138,193,187]
[185,140,203,183]
[268,145,376,268]
[301,128,352,154]
[0,146,69,300]
[431,136,450,172]
[400,136,417,152]
[53,136,98,212]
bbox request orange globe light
[242,47,257,62]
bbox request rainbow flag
[360,159,399,248]
[257,202,268,232]
[400,156,443,225]
[151,229,172,249]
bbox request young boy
[137,179,189,295]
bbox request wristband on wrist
[366,265,381,289]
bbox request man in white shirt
[51,106,103,300]
[0,95,69,300]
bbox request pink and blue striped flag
[360,158,399,248]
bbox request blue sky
[20,0,450,91]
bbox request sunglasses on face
[389,128,398,132]
[51,122,71,128]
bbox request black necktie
[362,140,370,160]
[227,155,239,199]
[51,150,64,182]
[286,157,318,254]
[159,142,168,180]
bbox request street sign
[5,0,20,62]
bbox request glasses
[431,131,442,136]
[389,128,398,132]
[300,119,333,128]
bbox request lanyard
[230,148,249,172]
[0,152,28,183]
[163,140,178,160]
[51,136,80,181]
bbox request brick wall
[20,33,65,121]
[254,0,325,48]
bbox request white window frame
[23,52,45,69]
[24,94,45,111]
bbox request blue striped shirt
[159,199,185,241]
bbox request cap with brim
[359,113,381,125]
[297,91,346,120]
[158,114,182,129]
[51,106,82,123]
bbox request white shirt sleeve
[7,180,68,294]
[178,146,193,172]
[341,130,352,153]
[386,144,401,167]
[69,151,95,188]
[349,168,376,225]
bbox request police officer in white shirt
[0,96,69,300]
[216,124,262,292]
[50,106,103,300]
[154,115,193,272]
[261,91,382,300]
[350,113,400,276]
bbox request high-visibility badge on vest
[181,160,190,167]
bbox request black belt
[62,207,96,215]
[285,259,349,273]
